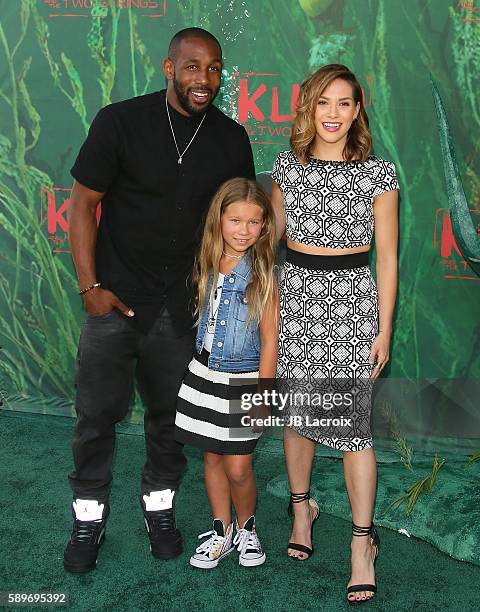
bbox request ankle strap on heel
[288,491,310,517]
[290,492,311,503]
[352,521,374,536]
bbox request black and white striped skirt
[175,350,261,455]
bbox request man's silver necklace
[165,95,207,164]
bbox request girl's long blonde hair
[194,177,276,323]
[291,63,372,164]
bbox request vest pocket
[230,293,260,361]
[232,292,249,322]
[230,293,248,358]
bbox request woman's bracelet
[78,282,101,296]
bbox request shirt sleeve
[70,106,122,193]
[372,159,400,197]
[271,153,283,186]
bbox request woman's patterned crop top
[271,150,399,248]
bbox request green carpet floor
[1,411,479,612]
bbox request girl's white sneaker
[234,516,266,567]
[189,519,234,569]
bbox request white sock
[143,489,175,511]
[73,499,104,521]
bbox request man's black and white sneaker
[63,499,109,573]
[190,519,234,569]
[141,489,183,560]
[233,516,266,567]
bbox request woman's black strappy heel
[286,491,319,560]
[346,521,380,606]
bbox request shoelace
[72,519,102,544]
[145,509,175,536]
[195,530,225,555]
[233,528,261,556]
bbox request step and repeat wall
[0,0,479,435]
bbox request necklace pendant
[166,95,207,168]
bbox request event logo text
[434,207,480,281]
[43,0,167,18]
[232,72,374,147]
[40,187,102,253]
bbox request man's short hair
[168,28,222,61]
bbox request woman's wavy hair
[291,63,372,164]
[194,177,277,324]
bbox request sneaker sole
[189,546,234,569]
[239,552,266,567]
[150,542,183,560]
[63,560,97,573]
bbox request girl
[271,64,399,605]
[175,177,278,569]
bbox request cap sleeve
[71,106,123,193]
[372,159,400,197]
[271,152,284,186]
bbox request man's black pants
[68,307,194,502]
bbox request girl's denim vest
[195,255,260,372]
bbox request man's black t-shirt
[71,89,255,333]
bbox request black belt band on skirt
[195,348,210,366]
[286,247,369,270]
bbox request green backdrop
[1,0,479,429]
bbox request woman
[271,64,399,605]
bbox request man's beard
[173,75,217,117]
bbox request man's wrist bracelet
[78,282,101,296]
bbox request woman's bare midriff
[287,239,370,256]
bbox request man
[64,27,255,573]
